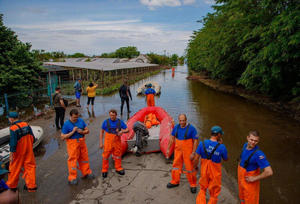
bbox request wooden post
[72,69,75,82]
[102,68,104,87]
[87,69,89,81]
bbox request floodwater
[74,65,300,203]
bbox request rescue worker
[0,162,21,203]
[194,126,228,204]
[99,109,129,178]
[119,81,132,115]
[61,109,94,185]
[166,114,198,194]
[238,130,273,204]
[6,112,37,192]
[144,83,156,107]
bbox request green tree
[0,14,43,94]
[115,46,140,58]
[170,54,178,66]
[67,52,86,58]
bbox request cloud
[11,19,191,56]
[204,0,215,4]
[140,0,196,10]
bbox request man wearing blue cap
[194,126,228,204]
[144,83,156,107]
[74,78,83,107]
[6,112,37,192]
[0,162,21,203]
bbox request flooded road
[79,65,300,203]
[24,65,299,203]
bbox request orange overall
[171,139,197,187]
[6,122,36,191]
[102,132,123,172]
[196,159,222,204]
[66,138,92,181]
[238,166,260,204]
[146,94,155,107]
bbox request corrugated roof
[43,58,158,71]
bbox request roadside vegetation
[186,0,299,103]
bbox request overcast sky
[0,0,215,56]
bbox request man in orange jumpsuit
[238,130,273,204]
[166,114,198,194]
[61,109,94,185]
[6,112,37,192]
[144,83,156,107]
[99,109,129,178]
[194,126,228,204]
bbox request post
[4,94,9,114]
[72,69,75,82]
[49,72,53,106]
[87,69,89,81]
[59,76,61,86]
[102,68,104,87]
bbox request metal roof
[43,58,158,71]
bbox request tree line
[186,0,299,101]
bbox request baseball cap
[78,78,82,81]
[0,162,9,175]
[211,126,225,134]
[148,83,152,87]
[6,112,18,119]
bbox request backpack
[53,93,68,107]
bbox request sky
[0,0,216,56]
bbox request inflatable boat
[121,106,174,158]
[136,81,161,95]
[0,126,44,164]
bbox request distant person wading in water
[144,83,156,107]
[119,81,132,115]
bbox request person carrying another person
[6,112,37,192]
[0,162,21,204]
[119,81,132,115]
[99,109,129,178]
[238,130,273,204]
[74,78,83,107]
[86,82,98,109]
[52,86,67,130]
[144,83,156,107]
[194,126,228,204]
[61,109,94,185]
[166,114,198,194]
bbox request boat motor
[131,121,149,157]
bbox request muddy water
[75,65,300,203]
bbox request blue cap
[211,126,225,134]
[148,83,152,87]
[0,162,9,175]
[6,112,18,119]
[78,78,82,81]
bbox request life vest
[106,119,121,135]
[152,114,160,125]
[144,113,153,129]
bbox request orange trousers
[196,159,222,204]
[102,132,123,172]
[6,135,36,191]
[146,94,155,107]
[66,138,92,181]
[238,166,260,204]
[170,139,197,187]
